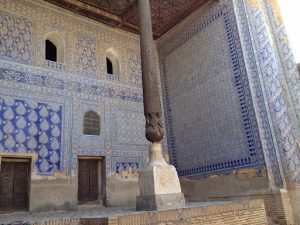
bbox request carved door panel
[0,162,14,211]
[12,163,29,209]
[0,161,29,211]
[89,160,98,201]
[78,160,90,202]
[78,159,98,202]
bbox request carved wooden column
[136,0,185,211]
[138,0,164,143]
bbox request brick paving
[0,202,223,225]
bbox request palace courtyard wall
[157,0,300,223]
[1,0,300,224]
[0,0,158,211]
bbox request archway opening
[106,49,120,76]
[45,32,65,64]
[45,40,57,62]
[106,57,113,74]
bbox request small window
[106,49,120,75]
[106,57,113,74]
[45,32,65,64]
[83,111,100,135]
[45,40,57,62]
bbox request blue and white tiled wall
[158,0,265,178]
[234,0,300,185]
[158,0,300,188]
[1,0,299,188]
[0,96,63,174]
[0,0,152,177]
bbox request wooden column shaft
[138,0,164,143]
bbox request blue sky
[278,0,300,63]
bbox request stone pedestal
[136,143,185,211]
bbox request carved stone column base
[136,143,185,211]
[136,193,185,211]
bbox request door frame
[0,155,32,212]
[77,156,106,205]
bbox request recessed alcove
[83,111,101,136]
[106,49,120,76]
[45,32,65,64]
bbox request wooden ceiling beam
[121,0,138,20]
[45,0,122,24]
[44,0,208,39]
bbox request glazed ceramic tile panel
[128,54,142,86]
[75,33,98,78]
[231,0,284,187]
[263,0,300,133]
[159,1,265,177]
[110,105,148,150]
[112,156,145,179]
[242,0,300,183]
[75,99,107,155]
[0,11,34,64]
[0,87,71,174]
[0,0,148,175]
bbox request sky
[277,0,300,63]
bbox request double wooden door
[0,161,30,211]
[78,159,99,202]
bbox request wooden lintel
[78,156,103,160]
[1,157,31,163]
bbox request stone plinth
[136,143,185,211]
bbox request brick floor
[0,202,223,225]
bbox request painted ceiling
[44,0,207,39]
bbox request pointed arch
[106,48,120,75]
[83,111,101,135]
[106,57,113,74]
[45,32,65,64]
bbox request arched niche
[106,48,120,76]
[45,32,65,64]
[83,111,101,135]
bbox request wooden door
[0,162,14,211]
[0,161,29,211]
[78,159,98,202]
[12,163,29,209]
